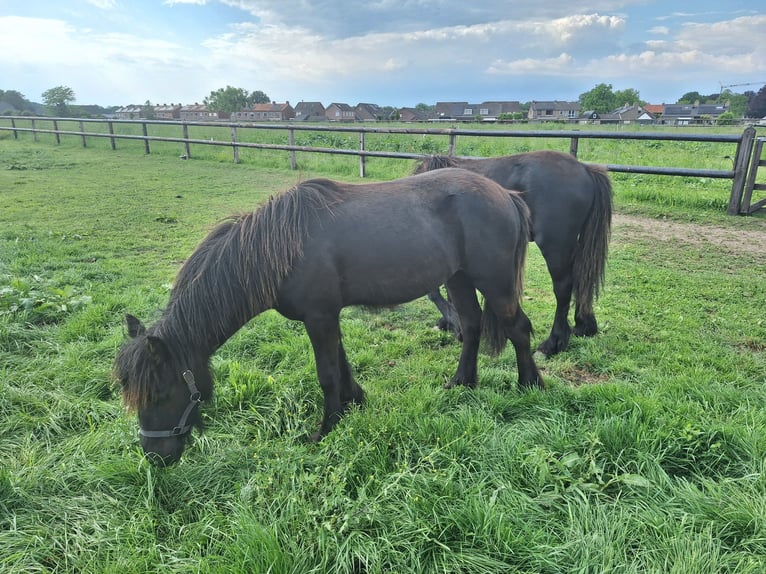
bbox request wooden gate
[739,136,766,214]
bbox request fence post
[31,119,38,143]
[289,128,297,170]
[727,126,756,215]
[231,126,240,164]
[182,123,191,159]
[359,131,366,178]
[448,131,456,155]
[79,121,87,148]
[11,118,18,139]
[569,136,579,157]
[108,121,116,150]
[142,122,150,154]
[53,120,61,145]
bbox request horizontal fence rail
[1,116,761,214]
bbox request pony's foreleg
[427,288,463,341]
[482,290,544,390]
[505,308,544,389]
[304,313,346,440]
[442,274,481,389]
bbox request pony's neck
[156,277,264,359]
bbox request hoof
[443,376,476,390]
[573,317,598,337]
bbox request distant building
[179,103,228,121]
[153,104,181,120]
[661,101,730,125]
[434,101,522,121]
[528,101,580,121]
[114,105,143,120]
[325,103,356,122]
[355,103,385,121]
[397,107,431,122]
[583,104,656,124]
[231,102,294,122]
[294,101,326,121]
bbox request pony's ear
[146,335,170,361]
[126,314,146,338]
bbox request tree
[725,92,750,118]
[0,90,33,112]
[578,83,616,114]
[613,88,643,107]
[41,85,76,116]
[142,100,155,120]
[204,86,270,113]
[250,90,270,104]
[746,85,766,118]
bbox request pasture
[1,135,765,573]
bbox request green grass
[1,136,765,573]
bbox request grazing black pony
[413,150,612,356]
[115,168,543,465]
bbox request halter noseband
[139,370,203,438]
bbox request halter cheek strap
[139,370,203,438]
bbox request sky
[1,0,765,109]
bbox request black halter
[139,370,203,438]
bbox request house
[474,101,523,120]
[661,101,730,125]
[325,103,356,122]
[584,104,655,124]
[433,102,466,120]
[643,104,664,117]
[153,103,181,120]
[355,103,385,121]
[114,105,143,120]
[179,103,227,121]
[397,107,431,122]
[294,101,326,121]
[231,102,295,122]
[434,101,522,121]
[528,101,580,121]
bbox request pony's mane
[413,155,458,174]
[117,178,345,409]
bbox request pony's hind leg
[537,248,574,356]
[443,273,482,389]
[303,312,349,440]
[573,301,598,337]
[338,341,365,408]
[427,288,463,341]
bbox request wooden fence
[1,116,762,215]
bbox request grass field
[1,133,765,573]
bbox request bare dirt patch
[614,213,766,257]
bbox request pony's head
[412,155,458,174]
[114,314,213,465]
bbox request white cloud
[488,53,575,75]
[86,0,118,8]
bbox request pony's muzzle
[142,436,186,466]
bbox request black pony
[413,150,612,356]
[115,168,543,465]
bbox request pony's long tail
[572,164,613,314]
[481,191,531,357]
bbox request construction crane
[718,81,765,101]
